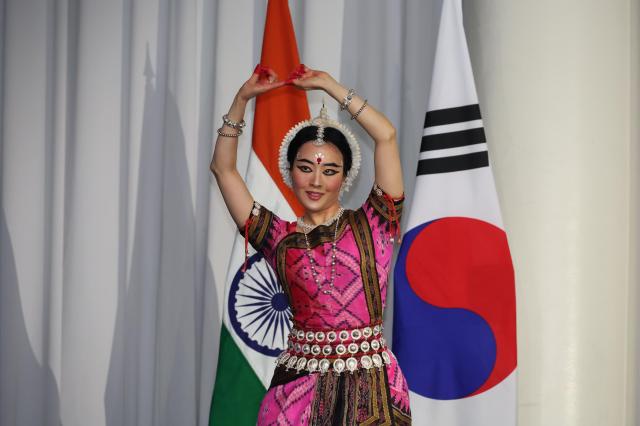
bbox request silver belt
[275,324,392,375]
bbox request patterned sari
[244,185,412,425]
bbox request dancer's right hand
[237,64,285,101]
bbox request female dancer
[211,65,411,425]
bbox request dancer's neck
[302,204,342,226]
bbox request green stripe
[209,325,266,425]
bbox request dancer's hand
[237,64,286,101]
[288,65,336,92]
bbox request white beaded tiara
[278,104,361,196]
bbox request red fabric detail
[382,192,403,244]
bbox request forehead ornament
[279,103,361,196]
[314,122,326,146]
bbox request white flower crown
[278,104,361,197]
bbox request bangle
[217,127,242,137]
[222,114,246,129]
[350,99,368,120]
[339,88,356,111]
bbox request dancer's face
[291,141,345,215]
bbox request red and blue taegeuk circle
[392,217,516,400]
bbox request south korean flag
[392,0,518,425]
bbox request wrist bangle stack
[339,88,356,111]
[222,114,246,130]
[350,99,368,120]
[217,113,246,138]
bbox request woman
[211,65,411,425]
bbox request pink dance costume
[243,184,412,425]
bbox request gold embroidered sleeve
[238,201,275,252]
[364,183,405,223]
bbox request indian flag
[209,1,308,424]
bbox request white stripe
[423,119,484,136]
[419,143,487,160]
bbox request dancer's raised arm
[291,67,404,199]
[210,67,285,228]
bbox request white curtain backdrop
[0,1,438,425]
[0,0,637,425]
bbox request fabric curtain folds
[0,1,439,425]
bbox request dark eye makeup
[296,165,340,176]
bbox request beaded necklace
[297,207,344,295]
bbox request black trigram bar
[421,127,486,152]
[424,104,481,128]
[417,151,489,175]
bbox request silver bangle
[339,88,356,111]
[217,127,242,137]
[222,114,246,129]
[350,99,368,120]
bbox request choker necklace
[297,207,345,232]
[299,207,344,295]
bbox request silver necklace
[297,207,345,232]
[299,208,344,295]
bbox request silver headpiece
[278,103,361,196]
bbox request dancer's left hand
[287,65,335,91]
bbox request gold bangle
[350,99,368,120]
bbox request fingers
[252,64,277,84]
[253,63,269,77]
[268,80,286,89]
[264,67,279,83]
[247,64,315,96]
[297,64,313,80]
[293,63,307,76]
[241,64,287,99]
[285,63,307,83]
[258,79,285,90]
[253,63,312,86]
[247,73,260,86]
[299,70,314,79]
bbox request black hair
[286,126,352,175]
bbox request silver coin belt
[274,324,392,375]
